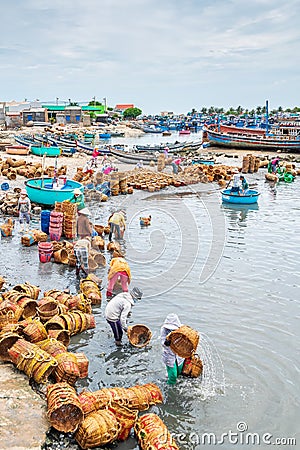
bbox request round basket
[0,332,20,362]
[75,409,120,449]
[127,324,152,348]
[167,325,200,358]
[53,249,69,264]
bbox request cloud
[0,0,299,112]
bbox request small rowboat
[221,188,260,204]
[25,178,84,205]
[6,145,29,155]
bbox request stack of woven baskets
[55,201,77,239]
[79,276,102,305]
[49,211,64,241]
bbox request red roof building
[114,104,134,112]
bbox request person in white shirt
[105,287,143,346]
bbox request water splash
[193,332,226,401]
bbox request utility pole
[103,97,107,113]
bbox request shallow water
[0,167,299,449]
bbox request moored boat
[205,125,300,152]
[109,147,159,165]
[30,146,62,157]
[5,145,29,155]
[221,189,260,204]
[25,178,84,205]
[76,140,111,155]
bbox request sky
[1,0,300,115]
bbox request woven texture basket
[182,354,203,378]
[75,409,120,449]
[0,331,20,362]
[127,324,152,348]
[167,325,200,358]
[47,382,83,433]
[23,319,48,343]
[54,351,80,385]
[134,413,179,450]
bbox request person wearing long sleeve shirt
[161,313,185,385]
[105,287,143,346]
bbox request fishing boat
[48,135,77,147]
[76,140,111,155]
[109,147,160,165]
[30,145,62,157]
[99,133,111,139]
[14,135,37,147]
[25,178,84,205]
[205,126,300,152]
[5,145,29,155]
[135,141,186,153]
[221,189,260,204]
[179,129,191,135]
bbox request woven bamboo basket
[75,409,121,449]
[37,299,59,323]
[80,280,102,305]
[167,325,200,358]
[127,324,152,348]
[93,224,104,236]
[0,332,21,361]
[108,403,137,441]
[134,413,179,450]
[16,297,38,319]
[37,337,67,357]
[54,352,80,385]
[92,252,106,267]
[47,329,70,347]
[8,339,58,383]
[0,301,23,322]
[88,256,98,272]
[23,319,48,343]
[91,236,105,250]
[53,249,69,264]
[59,313,77,335]
[70,294,92,314]
[182,354,203,378]
[73,352,89,378]
[47,382,84,433]
[13,282,40,300]
[68,311,96,334]
[78,389,110,415]
[44,315,66,332]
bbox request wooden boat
[25,178,84,205]
[48,135,77,147]
[221,189,260,204]
[135,141,185,153]
[30,146,62,157]
[6,145,29,155]
[110,131,125,137]
[76,140,111,154]
[109,147,159,165]
[205,126,300,152]
[14,135,37,147]
[179,129,191,135]
[99,133,111,139]
[162,131,172,136]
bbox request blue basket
[1,182,9,191]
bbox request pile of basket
[55,201,77,239]
[0,158,67,181]
[242,154,261,173]
[0,190,21,216]
[110,172,120,196]
[118,172,128,194]
[49,211,64,241]
[79,276,102,305]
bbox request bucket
[38,242,53,263]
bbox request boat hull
[206,128,300,152]
[30,146,62,157]
[6,145,29,155]
[25,178,84,205]
[221,189,260,204]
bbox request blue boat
[30,146,62,157]
[221,189,260,204]
[25,178,84,205]
[99,133,111,139]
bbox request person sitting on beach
[136,160,144,169]
[105,287,143,346]
[69,188,85,211]
[106,253,131,299]
[239,175,249,195]
[74,236,91,277]
[161,313,185,385]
